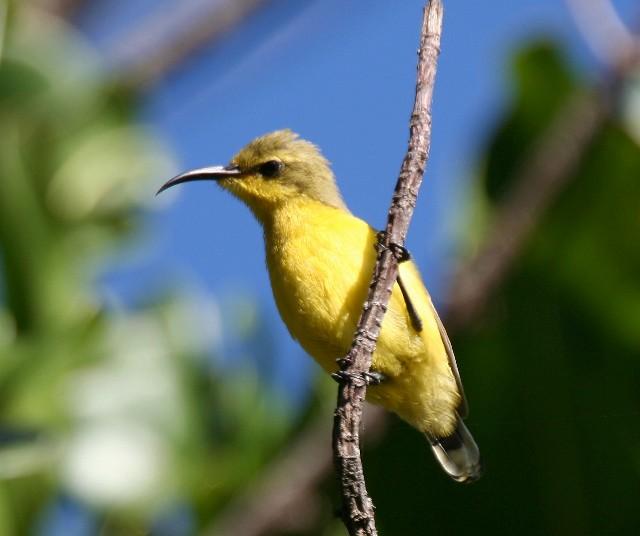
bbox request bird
[158,130,481,483]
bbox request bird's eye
[258,160,284,178]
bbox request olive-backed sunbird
[158,130,481,483]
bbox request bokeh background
[1,0,639,534]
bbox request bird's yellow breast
[264,197,460,436]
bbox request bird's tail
[427,416,482,483]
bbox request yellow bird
[158,130,481,482]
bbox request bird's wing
[429,300,469,418]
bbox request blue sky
[77,0,618,399]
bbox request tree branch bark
[332,2,444,535]
[201,8,640,536]
[206,406,386,536]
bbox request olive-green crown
[232,130,347,211]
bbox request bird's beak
[156,165,242,195]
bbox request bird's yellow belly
[265,202,460,436]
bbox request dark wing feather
[429,300,469,418]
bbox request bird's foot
[363,371,386,385]
[331,370,386,386]
[375,231,423,332]
[376,231,411,263]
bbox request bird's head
[158,130,346,220]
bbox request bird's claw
[376,231,422,332]
[331,370,386,386]
[376,231,411,263]
[364,371,386,385]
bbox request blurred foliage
[351,41,640,536]
[0,7,302,535]
[2,4,639,536]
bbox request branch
[114,0,270,90]
[445,90,607,329]
[332,2,444,535]
[36,0,269,89]
[205,406,386,536]
[565,0,639,68]
[203,6,640,536]
[446,3,640,330]
[200,12,640,536]
[32,0,87,19]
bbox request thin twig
[200,11,640,536]
[332,2,444,535]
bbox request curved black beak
[156,165,242,195]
